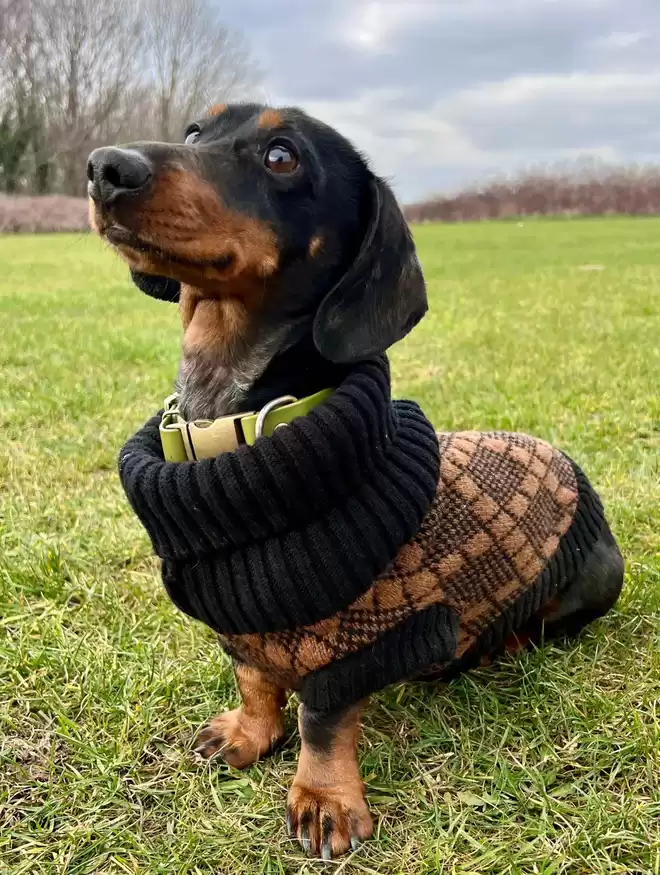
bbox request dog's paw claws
[299,822,311,855]
[286,783,372,858]
[194,709,284,769]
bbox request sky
[217,0,660,202]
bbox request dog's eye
[265,143,299,174]
[185,127,201,145]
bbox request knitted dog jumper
[119,358,607,711]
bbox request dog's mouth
[104,224,235,274]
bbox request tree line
[405,162,660,223]
[0,0,261,196]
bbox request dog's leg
[538,522,624,637]
[287,702,373,859]
[504,522,624,654]
[195,662,286,768]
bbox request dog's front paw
[286,781,373,859]
[194,708,284,769]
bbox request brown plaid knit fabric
[219,431,579,688]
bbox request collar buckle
[159,388,333,462]
[160,395,256,462]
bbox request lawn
[1,219,659,874]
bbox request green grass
[1,219,659,874]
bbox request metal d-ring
[254,395,298,439]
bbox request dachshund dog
[88,104,624,858]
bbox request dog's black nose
[87,147,152,206]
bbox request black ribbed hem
[300,603,459,711]
[440,457,607,680]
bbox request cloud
[299,66,660,198]
[593,30,649,49]
[440,70,660,152]
[444,70,660,110]
[340,1,445,53]
[216,0,660,200]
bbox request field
[1,219,659,874]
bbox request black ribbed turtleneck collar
[118,356,439,635]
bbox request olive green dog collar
[159,389,333,462]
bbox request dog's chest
[178,356,247,420]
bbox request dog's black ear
[130,270,180,303]
[313,175,427,363]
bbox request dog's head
[88,103,426,367]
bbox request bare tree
[0,0,140,194]
[36,0,141,194]
[0,0,261,194]
[140,0,261,141]
[2,9,41,190]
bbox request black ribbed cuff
[300,603,459,711]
